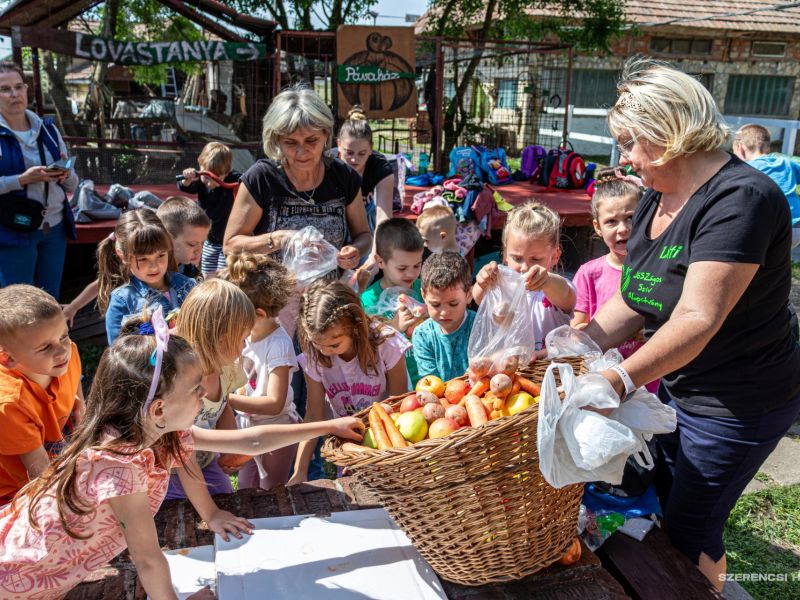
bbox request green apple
[506,392,535,416]
[363,427,377,449]
[396,411,428,443]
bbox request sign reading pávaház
[11,27,266,65]
[336,65,415,84]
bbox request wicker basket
[322,357,585,586]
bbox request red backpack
[547,148,586,189]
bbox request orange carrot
[373,402,408,448]
[510,378,521,397]
[368,406,392,450]
[516,376,541,397]
[481,398,494,414]
[469,377,490,397]
[492,398,505,411]
[490,410,503,420]
[466,395,489,427]
[341,442,377,454]
[439,397,451,409]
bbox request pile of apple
[361,371,542,450]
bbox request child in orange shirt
[0,285,83,504]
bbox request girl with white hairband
[0,306,363,600]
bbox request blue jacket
[0,116,76,245]
[105,272,197,344]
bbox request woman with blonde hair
[223,85,370,268]
[581,58,800,589]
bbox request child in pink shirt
[0,311,363,600]
[291,280,410,485]
[571,168,658,393]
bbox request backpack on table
[539,145,586,189]
[447,146,483,181]
[479,147,512,185]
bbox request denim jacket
[105,272,197,344]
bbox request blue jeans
[0,220,67,299]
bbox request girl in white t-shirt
[473,202,577,352]
[219,253,301,490]
[290,279,410,485]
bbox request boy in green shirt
[361,218,425,384]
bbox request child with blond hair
[474,202,576,351]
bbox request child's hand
[476,261,499,290]
[61,303,77,328]
[187,587,215,600]
[524,265,551,291]
[395,305,417,334]
[182,167,198,184]
[337,245,360,270]
[206,508,254,542]
[328,416,365,441]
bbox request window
[725,75,795,116]
[444,80,456,101]
[751,41,786,57]
[497,79,518,109]
[689,73,714,92]
[569,69,619,109]
[649,37,713,56]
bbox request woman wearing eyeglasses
[0,61,78,299]
[582,58,800,591]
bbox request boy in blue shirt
[412,251,475,381]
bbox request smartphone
[46,157,75,172]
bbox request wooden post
[31,48,45,117]
[434,37,444,173]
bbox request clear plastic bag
[545,325,602,359]
[282,226,338,288]
[367,286,427,319]
[467,265,533,377]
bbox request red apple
[415,390,439,406]
[422,403,446,424]
[445,404,468,427]
[444,379,470,404]
[400,395,422,413]
[428,417,460,439]
[416,375,445,398]
[490,373,513,398]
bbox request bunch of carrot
[457,373,541,422]
[367,402,408,450]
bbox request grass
[792,261,800,281]
[723,483,800,599]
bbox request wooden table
[64,478,629,600]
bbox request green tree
[230,0,378,31]
[425,0,626,158]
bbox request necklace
[283,160,324,203]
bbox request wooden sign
[336,26,417,119]
[12,26,267,65]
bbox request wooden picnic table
[61,477,722,600]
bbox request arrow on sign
[235,43,260,60]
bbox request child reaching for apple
[289,280,410,485]
[412,251,476,382]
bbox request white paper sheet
[215,508,446,600]
[155,545,215,600]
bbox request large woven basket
[322,357,585,586]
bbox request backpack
[541,146,586,189]
[479,147,512,185]
[447,146,482,181]
[521,145,547,180]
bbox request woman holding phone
[0,61,78,298]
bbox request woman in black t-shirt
[582,59,800,591]
[223,87,370,269]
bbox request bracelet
[610,365,637,400]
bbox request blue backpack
[447,146,482,180]
[479,147,512,185]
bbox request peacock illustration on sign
[339,32,415,111]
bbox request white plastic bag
[282,226,338,288]
[537,362,638,488]
[610,388,677,469]
[467,265,534,377]
[545,325,602,359]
